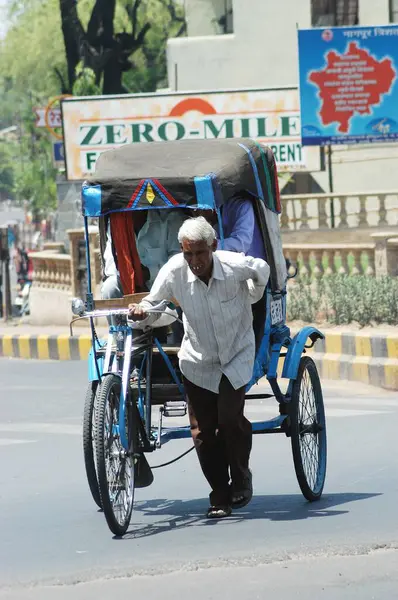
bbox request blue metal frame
[81,138,325,450]
[282,326,324,380]
[157,414,288,446]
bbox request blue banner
[298,25,398,146]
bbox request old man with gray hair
[129,216,270,519]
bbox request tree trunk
[87,0,115,46]
[59,0,85,91]
[103,57,125,94]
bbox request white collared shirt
[137,210,186,287]
[140,251,270,393]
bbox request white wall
[168,0,311,91]
[184,0,228,36]
[359,0,390,24]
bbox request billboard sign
[61,88,320,180]
[33,107,62,128]
[298,25,398,145]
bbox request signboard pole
[0,227,12,321]
[327,145,335,228]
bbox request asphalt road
[0,359,397,599]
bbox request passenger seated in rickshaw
[195,195,267,350]
[100,208,185,344]
[101,208,186,299]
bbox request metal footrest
[162,401,187,418]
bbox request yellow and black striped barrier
[0,330,397,390]
[0,334,93,361]
[306,330,398,391]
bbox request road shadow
[119,492,382,540]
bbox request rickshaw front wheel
[290,356,327,501]
[83,381,101,509]
[96,374,135,536]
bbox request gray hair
[177,216,216,246]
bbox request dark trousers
[183,375,252,506]
[252,295,267,353]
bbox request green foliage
[0,0,68,97]
[0,140,15,195]
[0,0,185,97]
[1,92,58,218]
[122,0,187,93]
[72,63,102,96]
[287,275,398,327]
[0,0,185,216]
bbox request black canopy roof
[83,138,280,216]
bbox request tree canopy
[0,0,186,216]
[0,0,186,97]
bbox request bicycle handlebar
[70,300,183,329]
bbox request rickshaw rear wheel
[290,356,327,501]
[96,374,135,536]
[82,381,101,509]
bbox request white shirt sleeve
[103,223,118,277]
[133,260,175,327]
[242,257,270,303]
[240,256,270,286]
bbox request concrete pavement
[2,549,398,600]
[0,359,397,597]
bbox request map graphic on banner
[298,25,398,145]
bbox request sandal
[206,505,232,519]
[231,470,253,509]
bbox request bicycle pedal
[162,401,187,418]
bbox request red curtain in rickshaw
[109,213,145,294]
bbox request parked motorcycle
[13,277,31,317]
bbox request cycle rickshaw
[71,138,327,537]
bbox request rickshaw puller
[129,217,270,518]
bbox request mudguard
[282,326,324,380]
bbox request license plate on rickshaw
[270,297,283,325]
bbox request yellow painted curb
[37,335,50,360]
[355,334,372,358]
[2,335,13,357]
[56,335,71,360]
[325,332,342,355]
[387,337,398,360]
[18,335,31,359]
[78,336,92,360]
[351,356,371,386]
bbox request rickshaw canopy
[82,138,281,218]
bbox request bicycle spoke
[295,360,326,497]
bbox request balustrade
[283,243,377,281]
[281,191,398,231]
[30,252,72,291]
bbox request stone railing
[42,242,65,253]
[281,190,398,231]
[284,243,375,280]
[29,251,73,325]
[28,227,103,325]
[284,233,398,281]
[68,227,100,298]
[30,252,72,291]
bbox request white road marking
[0,423,81,435]
[0,439,37,447]
[244,405,392,418]
[325,408,391,418]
